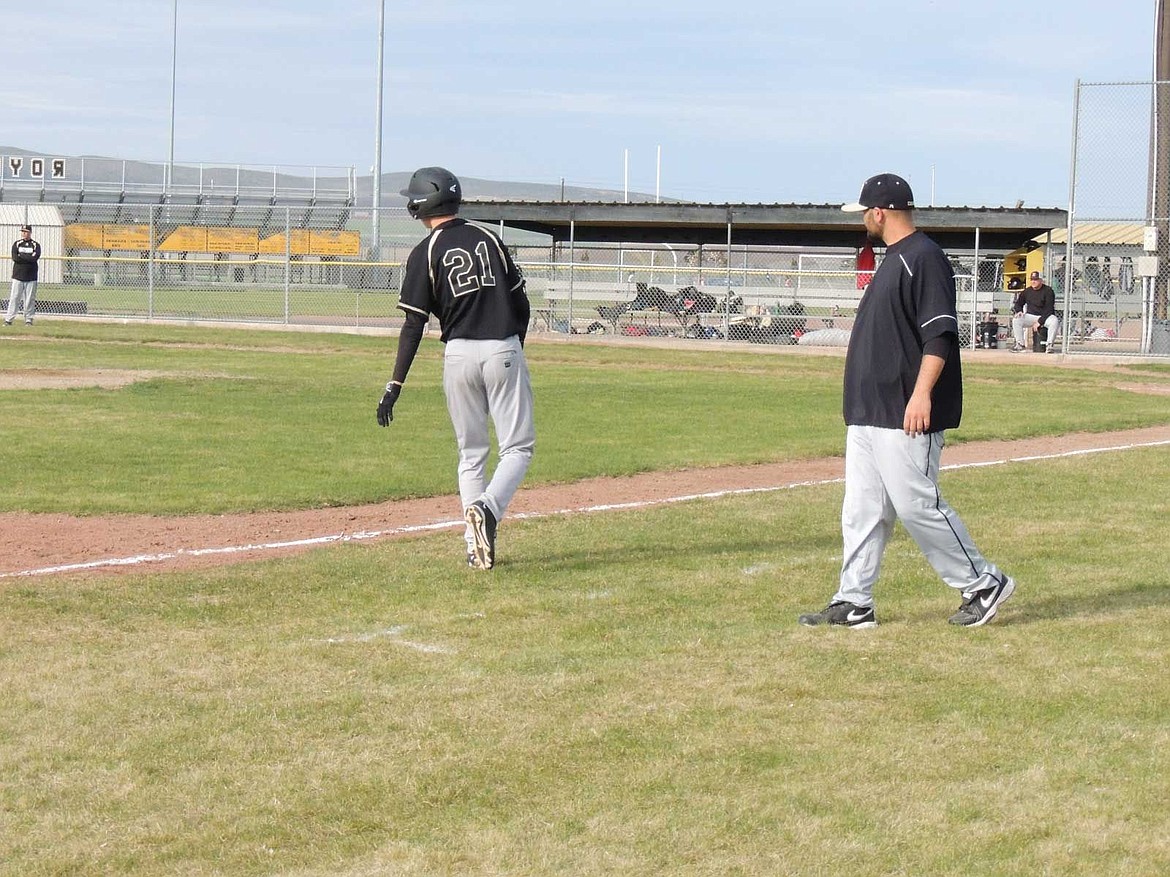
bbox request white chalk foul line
[0,522,460,579]
[4,437,1168,579]
[316,624,454,654]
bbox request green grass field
[36,280,404,323]
[2,323,1169,875]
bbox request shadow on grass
[1002,580,1170,625]
[521,530,839,575]
[890,580,1170,628]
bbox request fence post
[722,210,733,341]
[568,217,575,329]
[1064,78,1081,354]
[284,207,291,323]
[148,205,155,319]
[971,226,981,349]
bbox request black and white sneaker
[949,576,1017,627]
[798,600,877,629]
[465,500,497,570]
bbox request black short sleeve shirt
[398,218,529,342]
[843,230,963,431]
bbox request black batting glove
[376,383,401,427]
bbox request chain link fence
[1063,81,1168,355]
[513,243,858,344]
[0,196,1008,350]
[1,203,426,328]
[509,239,1014,351]
[7,125,1167,357]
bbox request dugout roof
[1043,222,1143,247]
[459,201,1068,251]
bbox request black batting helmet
[400,166,461,219]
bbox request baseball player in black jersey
[799,173,1015,629]
[5,224,40,326]
[377,167,535,570]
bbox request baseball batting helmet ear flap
[400,166,461,219]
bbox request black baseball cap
[842,173,915,212]
[1030,271,1042,280]
[20,224,32,232]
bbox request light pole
[656,145,661,203]
[1152,0,1170,320]
[371,0,386,258]
[167,0,178,195]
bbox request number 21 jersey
[398,218,530,342]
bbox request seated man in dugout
[1011,271,1060,353]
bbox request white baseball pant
[1012,312,1060,350]
[834,425,1007,607]
[6,279,37,323]
[443,336,535,550]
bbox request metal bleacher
[157,201,200,226]
[282,202,314,229]
[304,196,352,230]
[235,193,278,232]
[195,194,237,226]
[55,201,87,224]
[75,190,143,226]
[1,156,356,234]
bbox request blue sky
[1,1,1155,207]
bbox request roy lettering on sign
[7,156,67,178]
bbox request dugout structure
[461,200,1067,345]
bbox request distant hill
[1,145,659,204]
[359,173,656,204]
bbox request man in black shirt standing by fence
[5,224,40,327]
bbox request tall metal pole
[371,0,386,259]
[167,0,178,195]
[1153,0,1170,320]
[971,226,980,349]
[1065,80,1081,351]
[623,149,629,203]
[655,145,661,203]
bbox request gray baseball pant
[834,425,1006,607]
[6,279,37,323]
[443,336,535,547]
[1012,312,1060,349]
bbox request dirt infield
[3,425,1168,579]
